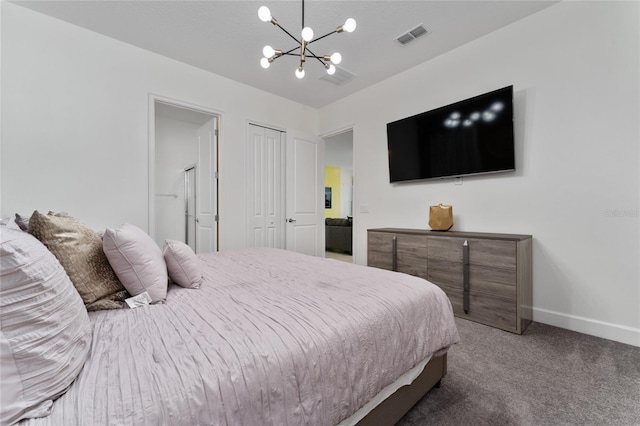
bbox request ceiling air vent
[395,24,430,45]
[320,66,357,86]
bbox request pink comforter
[22,248,459,425]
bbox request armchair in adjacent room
[325,217,352,254]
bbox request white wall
[1,2,318,249]
[319,2,639,346]
[154,114,200,246]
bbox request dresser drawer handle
[463,240,470,314]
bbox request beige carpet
[325,250,353,263]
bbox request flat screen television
[387,85,515,183]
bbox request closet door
[247,124,285,248]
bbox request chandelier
[258,0,356,79]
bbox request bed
[1,218,459,426]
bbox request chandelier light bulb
[263,45,275,58]
[301,27,314,42]
[343,18,357,33]
[257,2,355,78]
[258,6,272,22]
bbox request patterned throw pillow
[27,211,128,311]
[14,211,67,232]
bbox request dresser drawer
[368,231,394,251]
[469,264,516,298]
[467,292,517,331]
[427,259,462,288]
[428,237,516,269]
[428,260,516,299]
[438,286,517,331]
[397,234,427,257]
[367,232,394,271]
[427,236,463,262]
[397,234,428,279]
[468,239,516,269]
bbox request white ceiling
[12,1,558,109]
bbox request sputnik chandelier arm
[258,0,356,79]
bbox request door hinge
[214,129,219,137]
[213,171,219,179]
[214,215,219,222]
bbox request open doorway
[152,100,219,253]
[323,130,353,262]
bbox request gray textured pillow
[0,227,92,424]
[27,211,128,311]
[14,213,29,231]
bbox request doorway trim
[320,124,355,140]
[148,93,223,242]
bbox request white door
[285,131,325,256]
[247,124,285,248]
[196,118,218,253]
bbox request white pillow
[163,240,203,289]
[103,223,168,303]
[0,227,92,425]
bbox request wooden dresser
[367,228,532,334]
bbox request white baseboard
[533,307,640,347]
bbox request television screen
[387,86,515,183]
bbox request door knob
[287,218,296,223]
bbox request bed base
[356,353,447,426]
